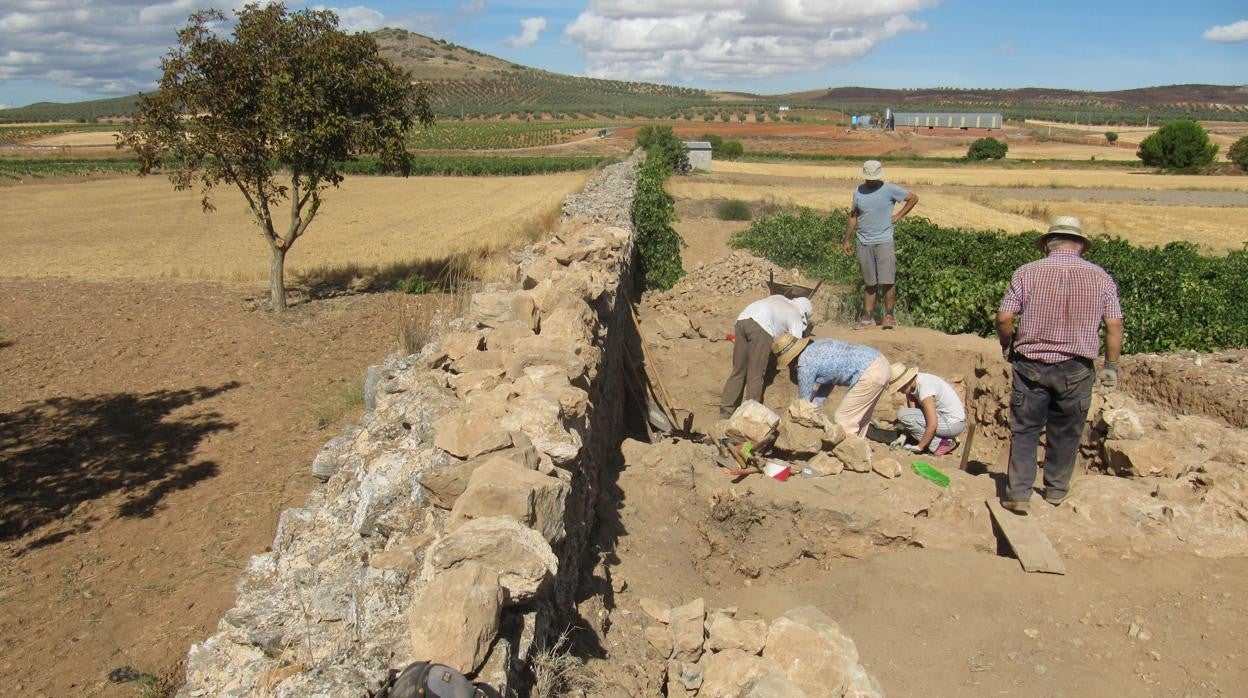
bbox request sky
[1,1,1246,109]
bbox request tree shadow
[0,383,239,549]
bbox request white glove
[903,443,923,453]
[888,435,907,450]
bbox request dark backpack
[374,662,503,698]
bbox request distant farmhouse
[684,141,713,172]
[892,112,1003,130]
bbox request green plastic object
[911,461,950,487]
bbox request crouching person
[887,363,966,455]
[773,333,891,438]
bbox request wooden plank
[985,499,1067,575]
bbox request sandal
[881,314,896,329]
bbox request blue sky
[2,1,1246,109]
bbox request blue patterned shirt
[796,340,882,405]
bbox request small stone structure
[179,156,643,695]
[684,141,713,172]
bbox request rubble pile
[637,598,883,698]
[647,251,799,318]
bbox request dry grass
[922,143,1136,160]
[669,167,1248,248]
[0,173,587,282]
[987,198,1248,252]
[667,179,1044,234]
[29,131,121,147]
[711,160,1248,191]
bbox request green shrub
[699,133,724,151]
[716,199,752,221]
[719,140,744,160]
[731,211,1248,354]
[635,124,689,173]
[631,155,685,290]
[966,137,1008,161]
[1229,135,1248,173]
[396,272,432,294]
[1105,131,1119,144]
[1137,119,1218,172]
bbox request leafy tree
[1136,119,1218,172]
[719,140,744,160]
[699,134,724,151]
[634,124,688,173]
[1105,131,1118,144]
[120,2,433,311]
[1229,135,1248,173]
[966,137,1008,160]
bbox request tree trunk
[269,244,287,312]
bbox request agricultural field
[405,120,607,149]
[0,173,588,282]
[0,165,590,695]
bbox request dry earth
[0,280,453,696]
[577,205,1248,697]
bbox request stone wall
[179,155,641,696]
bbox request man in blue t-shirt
[841,160,918,329]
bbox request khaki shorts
[856,242,896,286]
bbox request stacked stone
[638,598,884,697]
[179,159,640,696]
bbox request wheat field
[711,161,1248,191]
[0,173,588,281]
[669,161,1248,252]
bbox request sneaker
[881,314,896,329]
[933,437,957,456]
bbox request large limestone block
[434,412,513,459]
[501,393,583,465]
[728,400,781,445]
[450,349,506,374]
[407,562,502,674]
[653,312,698,340]
[833,435,873,473]
[449,460,569,543]
[539,302,596,344]
[1103,408,1145,440]
[485,320,536,352]
[669,597,707,663]
[468,291,537,331]
[504,335,596,383]
[763,606,882,698]
[1104,438,1177,477]
[805,452,843,477]
[745,672,808,698]
[428,516,558,604]
[775,416,825,456]
[440,331,485,362]
[448,369,505,399]
[708,615,768,655]
[700,649,785,698]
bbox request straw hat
[861,160,884,180]
[771,333,811,367]
[887,362,919,393]
[1035,215,1091,252]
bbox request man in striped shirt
[995,216,1124,513]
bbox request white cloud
[505,16,547,48]
[459,0,486,15]
[563,0,934,83]
[0,1,434,99]
[1204,19,1248,43]
[323,6,387,33]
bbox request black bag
[375,662,503,698]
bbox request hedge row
[344,154,618,176]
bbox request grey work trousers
[895,407,965,441]
[1006,356,1095,503]
[720,318,772,418]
